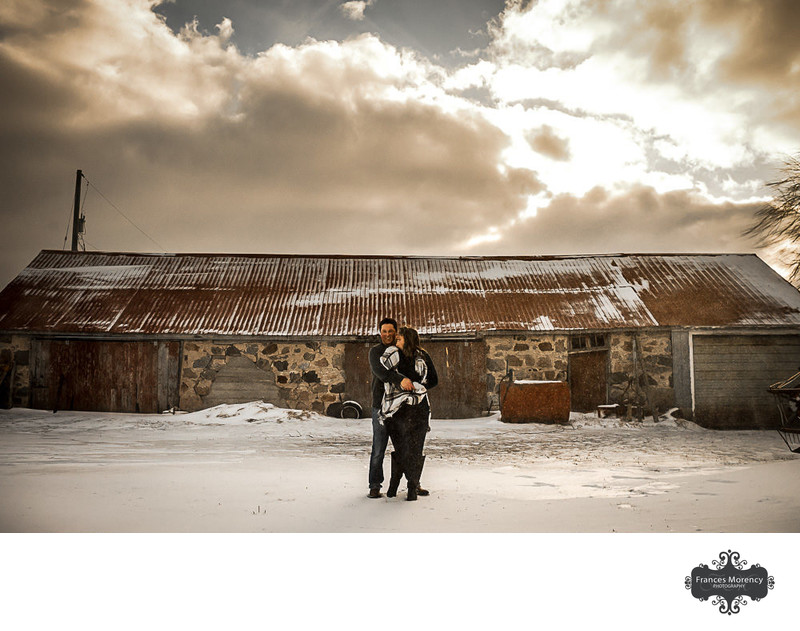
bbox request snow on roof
[1,250,799,336]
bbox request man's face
[380,324,397,346]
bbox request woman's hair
[397,326,421,358]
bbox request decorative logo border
[685,550,774,615]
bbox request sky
[2,0,800,288]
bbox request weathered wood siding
[569,350,608,411]
[693,333,800,429]
[425,340,488,418]
[344,340,487,419]
[29,339,180,413]
[343,342,372,414]
[201,354,281,409]
[671,330,692,416]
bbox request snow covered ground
[3,402,799,629]
[1,402,799,533]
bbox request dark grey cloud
[701,0,800,85]
[472,185,761,257]
[0,1,541,286]
[584,0,800,99]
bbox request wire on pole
[83,177,167,252]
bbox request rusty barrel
[499,380,571,423]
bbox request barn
[1,249,799,429]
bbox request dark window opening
[570,334,607,351]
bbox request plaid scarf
[378,345,428,423]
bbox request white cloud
[468,3,794,189]
[442,59,494,92]
[215,16,234,43]
[462,226,502,248]
[0,1,244,127]
[435,0,800,260]
[491,0,611,59]
[339,1,375,22]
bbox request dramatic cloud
[1,0,799,287]
[0,0,540,285]
[446,0,800,268]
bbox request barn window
[570,334,607,351]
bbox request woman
[378,326,437,501]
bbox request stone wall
[609,331,674,411]
[484,331,675,413]
[180,340,346,413]
[485,334,569,410]
[0,335,31,408]
[0,331,678,415]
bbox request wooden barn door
[344,342,373,416]
[345,339,488,419]
[569,350,608,412]
[423,340,487,419]
[693,333,800,429]
[30,339,180,413]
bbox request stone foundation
[609,331,674,411]
[485,334,569,411]
[180,340,346,413]
[485,331,674,414]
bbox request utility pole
[71,169,83,251]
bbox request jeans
[368,407,389,489]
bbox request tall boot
[406,454,426,501]
[387,451,403,498]
[416,456,429,496]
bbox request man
[367,317,433,498]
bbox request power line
[83,176,167,252]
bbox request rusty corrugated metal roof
[1,250,799,336]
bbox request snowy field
[3,402,799,629]
[1,401,799,533]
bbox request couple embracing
[367,318,438,501]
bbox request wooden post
[71,169,83,251]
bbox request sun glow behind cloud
[447,0,800,259]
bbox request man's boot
[387,451,403,498]
[406,481,417,501]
